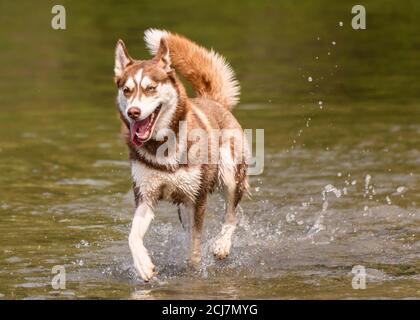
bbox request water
[0,0,419,299]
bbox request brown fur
[164,33,238,109]
[115,31,248,280]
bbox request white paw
[213,224,235,260]
[129,236,156,281]
[133,246,156,282]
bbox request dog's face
[114,39,178,147]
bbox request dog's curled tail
[144,28,240,110]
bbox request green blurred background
[0,0,419,299]
[1,0,420,108]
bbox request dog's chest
[131,161,202,202]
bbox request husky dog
[114,29,249,281]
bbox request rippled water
[0,1,419,299]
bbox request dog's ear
[114,39,133,77]
[155,38,172,72]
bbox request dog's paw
[133,248,156,282]
[129,238,157,282]
[187,254,201,269]
[212,236,232,260]
[213,224,235,260]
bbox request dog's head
[114,38,178,147]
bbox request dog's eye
[122,86,131,95]
[145,85,157,93]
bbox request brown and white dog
[114,29,249,281]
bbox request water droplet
[75,259,84,266]
[324,184,342,198]
[286,212,296,223]
[75,240,90,248]
[364,175,372,198]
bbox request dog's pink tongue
[139,119,151,139]
[130,117,151,146]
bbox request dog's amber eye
[145,85,157,93]
[122,86,131,96]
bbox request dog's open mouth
[130,105,162,147]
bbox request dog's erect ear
[114,39,133,77]
[155,38,172,72]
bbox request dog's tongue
[130,117,152,147]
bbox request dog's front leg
[129,202,156,281]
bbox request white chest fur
[131,161,202,203]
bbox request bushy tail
[144,29,240,109]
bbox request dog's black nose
[127,107,141,120]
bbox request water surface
[0,0,419,299]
